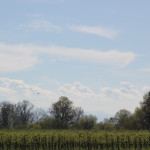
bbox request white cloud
[0,43,39,72]
[0,42,136,72]
[57,82,144,114]
[20,19,61,32]
[70,25,118,39]
[44,47,136,67]
[142,86,150,94]
[58,82,96,99]
[0,78,57,107]
[0,78,148,115]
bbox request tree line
[0,96,96,130]
[0,92,150,130]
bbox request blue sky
[0,0,150,121]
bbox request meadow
[0,130,150,150]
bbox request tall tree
[49,96,83,129]
[15,100,34,126]
[0,101,15,129]
[140,92,150,129]
[113,109,132,129]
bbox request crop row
[0,130,150,150]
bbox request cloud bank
[0,78,149,115]
[0,42,136,72]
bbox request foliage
[79,115,97,130]
[49,96,83,129]
[113,109,131,125]
[40,117,54,129]
[0,100,34,129]
[104,124,115,130]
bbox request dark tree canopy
[140,92,150,129]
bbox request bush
[79,115,97,130]
[104,124,115,131]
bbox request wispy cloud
[0,42,136,72]
[20,19,61,32]
[43,47,136,67]
[70,25,118,39]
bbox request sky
[0,0,150,121]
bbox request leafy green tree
[132,107,144,130]
[49,96,83,129]
[113,109,132,129]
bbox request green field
[0,130,150,150]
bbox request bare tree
[15,100,34,126]
[73,107,84,123]
[33,108,48,123]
